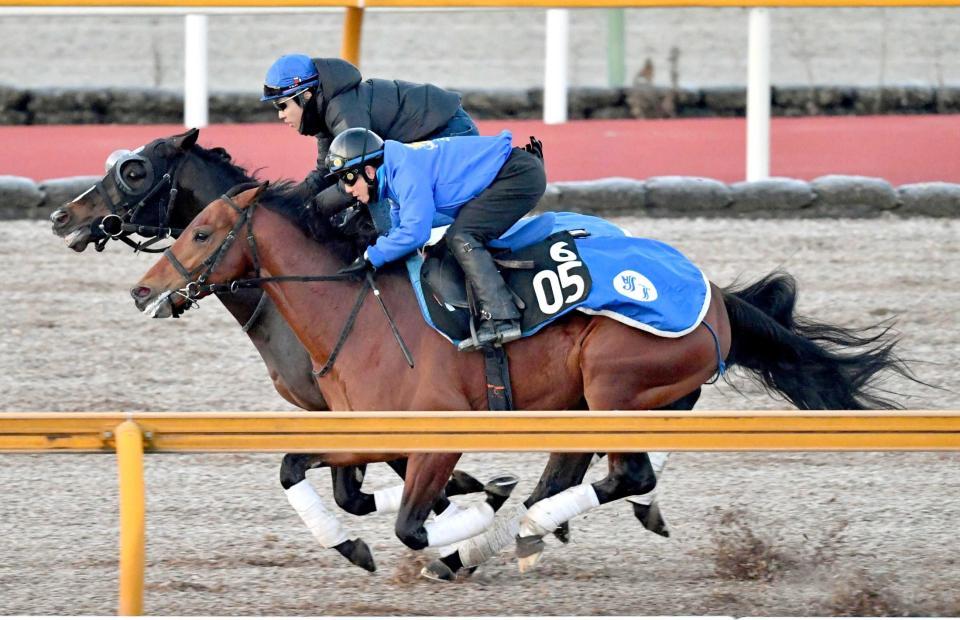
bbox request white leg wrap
[649,451,670,474]
[435,502,463,520]
[425,503,494,548]
[626,452,669,506]
[434,503,466,556]
[519,483,599,538]
[373,484,404,514]
[285,480,350,549]
[456,504,528,568]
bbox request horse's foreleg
[395,453,483,551]
[330,465,375,515]
[422,452,595,582]
[516,452,656,573]
[346,459,486,521]
[280,454,378,572]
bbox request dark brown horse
[130,182,909,571]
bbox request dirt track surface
[1,216,958,616]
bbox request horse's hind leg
[281,454,377,572]
[422,451,595,582]
[516,452,656,572]
[626,387,702,537]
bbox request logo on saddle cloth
[614,270,658,302]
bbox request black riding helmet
[324,128,385,187]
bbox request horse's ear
[171,128,200,152]
[234,181,269,207]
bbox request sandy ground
[1,9,959,92]
[0,216,958,615]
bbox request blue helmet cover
[262,54,320,101]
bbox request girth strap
[482,345,514,411]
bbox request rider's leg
[446,148,546,348]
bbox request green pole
[607,9,626,87]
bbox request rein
[164,193,414,374]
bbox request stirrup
[457,319,521,352]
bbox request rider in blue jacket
[327,128,547,350]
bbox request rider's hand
[338,256,373,278]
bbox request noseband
[92,150,188,253]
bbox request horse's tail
[722,271,911,409]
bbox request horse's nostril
[50,209,69,225]
[131,286,151,300]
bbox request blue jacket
[364,131,514,267]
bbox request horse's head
[49,128,202,251]
[131,182,267,318]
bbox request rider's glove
[338,255,373,278]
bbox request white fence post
[746,7,771,181]
[543,8,569,124]
[184,13,209,129]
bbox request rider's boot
[450,232,521,351]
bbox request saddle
[418,228,593,344]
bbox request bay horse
[130,182,910,571]
[46,128,507,572]
[47,128,664,574]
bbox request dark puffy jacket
[298,58,463,197]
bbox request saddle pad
[575,235,711,337]
[404,212,710,346]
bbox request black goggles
[338,168,364,190]
[262,84,292,99]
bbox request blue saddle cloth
[405,212,710,346]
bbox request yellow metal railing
[2,410,959,615]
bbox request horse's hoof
[552,521,571,544]
[336,538,377,572]
[484,474,519,512]
[448,470,485,496]
[515,533,545,573]
[629,499,670,538]
[516,542,544,574]
[421,559,457,582]
[484,474,520,497]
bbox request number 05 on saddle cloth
[405,212,711,347]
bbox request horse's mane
[224,181,363,264]
[190,144,253,187]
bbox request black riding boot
[449,232,521,350]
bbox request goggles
[262,75,317,100]
[337,168,364,191]
[271,87,310,111]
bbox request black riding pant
[445,148,547,319]
[446,148,547,245]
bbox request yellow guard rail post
[341,5,364,66]
[115,420,146,616]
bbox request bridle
[160,192,414,375]
[163,193,261,303]
[91,148,189,253]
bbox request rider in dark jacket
[262,54,478,203]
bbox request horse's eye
[193,231,210,242]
